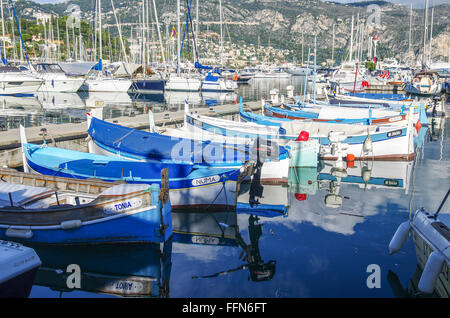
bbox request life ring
[233,75,239,81]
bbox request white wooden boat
[189,102,416,161]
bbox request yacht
[253,66,291,79]
[165,73,201,92]
[329,61,366,93]
[286,65,313,76]
[201,72,237,92]
[35,63,85,93]
[0,66,43,95]
[81,75,133,93]
[404,71,441,96]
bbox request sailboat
[165,0,201,92]
[81,0,133,93]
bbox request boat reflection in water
[36,92,85,110]
[172,208,277,282]
[31,243,172,298]
[239,157,414,236]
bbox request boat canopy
[195,61,213,70]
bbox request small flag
[170,26,176,38]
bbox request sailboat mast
[349,15,354,62]
[196,0,199,45]
[313,36,317,104]
[408,3,412,53]
[428,7,433,66]
[301,29,304,65]
[98,0,102,62]
[219,0,223,68]
[0,0,6,61]
[152,0,166,70]
[177,0,180,75]
[331,23,335,65]
[111,0,129,65]
[423,0,428,65]
[56,17,60,61]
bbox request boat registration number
[192,235,220,245]
[192,175,221,186]
[384,179,399,187]
[387,129,402,138]
[103,198,143,215]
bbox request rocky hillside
[13,0,450,64]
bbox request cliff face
[15,0,450,63]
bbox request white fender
[418,251,445,294]
[6,228,33,239]
[363,134,373,153]
[388,221,411,255]
[19,125,29,173]
[60,220,82,230]
[148,109,155,133]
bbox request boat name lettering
[388,116,402,122]
[110,281,144,293]
[103,198,143,214]
[192,175,221,186]
[387,130,402,138]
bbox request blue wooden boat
[0,181,172,245]
[264,104,409,125]
[87,116,252,166]
[20,126,240,212]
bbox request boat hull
[0,80,43,95]
[132,79,165,92]
[38,77,85,93]
[81,78,132,92]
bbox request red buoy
[296,130,309,141]
[295,193,307,201]
[415,119,422,133]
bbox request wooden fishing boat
[264,104,410,125]
[186,101,416,161]
[87,115,253,166]
[20,126,240,212]
[86,112,299,183]
[326,93,429,116]
[0,180,172,245]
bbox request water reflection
[37,92,85,110]
[172,209,276,283]
[30,243,172,298]
[23,116,449,297]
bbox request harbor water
[2,78,449,298]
